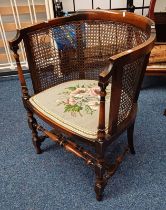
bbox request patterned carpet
[0,76,166,210]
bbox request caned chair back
[18,11,154,136]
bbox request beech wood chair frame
[9,10,155,201]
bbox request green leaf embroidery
[85,105,94,115]
[65,86,77,91]
[64,104,83,113]
[57,82,106,116]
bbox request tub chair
[9,10,155,201]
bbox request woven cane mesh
[117,56,145,125]
[26,20,149,93]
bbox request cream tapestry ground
[30,80,111,140]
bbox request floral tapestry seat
[30,80,111,140]
[30,80,131,141]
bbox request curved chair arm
[9,29,23,48]
[99,61,114,84]
[99,27,155,84]
[97,30,155,142]
[9,30,30,101]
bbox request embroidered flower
[68,97,77,105]
[89,87,100,96]
[70,88,86,96]
[56,82,109,116]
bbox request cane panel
[118,56,145,125]
[25,20,149,93]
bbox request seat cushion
[147,63,166,69]
[29,80,111,140]
[149,44,166,64]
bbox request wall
[155,0,166,12]
[61,0,151,15]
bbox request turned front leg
[95,82,107,201]
[27,111,42,154]
[94,137,107,201]
[94,160,106,201]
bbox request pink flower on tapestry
[70,88,86,96]
[63,98,77,105]
[89,87,100,96]
[57,82,110,116]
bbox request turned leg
[27,111,42,154]
[127,121,135,154]
[94,139,107,201]
[94,162,106,201]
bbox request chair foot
[95,182,104,201]
[130,147,135,155]
[32,136,42,154]
[96,194,103,201]
[164,109,166,116]
[94,162,106,201]
[127,122,136,155]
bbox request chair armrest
[99,60,114,83]
[9,30,30,100]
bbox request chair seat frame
[9,10,155,201]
